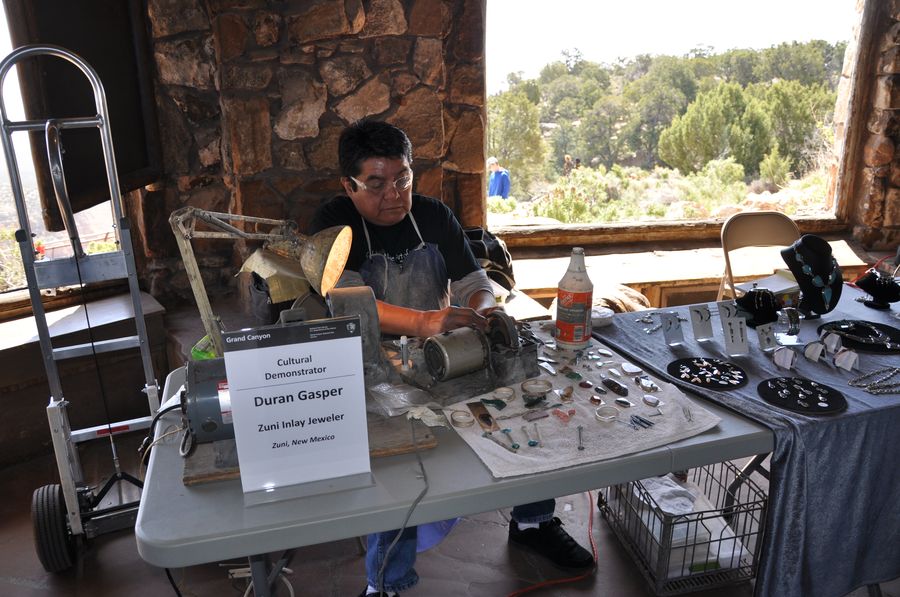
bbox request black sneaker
[357,589,399,597]
[508,517,594,569]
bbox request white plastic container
[555,247,593,350]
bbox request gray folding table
[136,365,772,595]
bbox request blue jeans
[365,499,555,592]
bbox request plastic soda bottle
[555,247,593,350]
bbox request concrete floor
[1,435,897,597]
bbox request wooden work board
[182,414,437,486]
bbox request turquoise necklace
[794,250,839,309]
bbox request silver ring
[594,406,618,423]
[521,379,552,397]
[493,386,515,401]
[450,411,475,427]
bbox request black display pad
[816,320,900,354]
[757,377,847,415]
[667,357,748,390]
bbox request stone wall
[133,0,487,301]
[851,0,900,249]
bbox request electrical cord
[505,491,598,597]
[165,568,183,597]
[850,255,893,285]
[240,568,295,597]
[140,425,186,480]
[138,403,184,456]
[67,244,127,468]
[376,418,430,594]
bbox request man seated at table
[310,120,593,597]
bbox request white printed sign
[222,317,369,497]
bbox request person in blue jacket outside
[487,156,511,199]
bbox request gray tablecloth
[594,286,900,597]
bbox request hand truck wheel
[32,484,75,573]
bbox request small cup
[521,379,552,397]
[493,386,515,401]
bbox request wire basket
[599,461,767,596]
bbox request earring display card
[717,300,739,332]
[689,305,715,340]
[773,346,797,370]
[804,341,825,363]
[757,376,847,415]
[821,332,842,354]
[660,311,685,345]
[722,316,750,356]
[833,347,859,372]
[667,357,748,390]
[756,323,777,352]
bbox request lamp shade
[300,225,353,296]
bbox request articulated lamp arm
[168,206,352,357]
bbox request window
[0,0,160,316]
[485,0,860,236]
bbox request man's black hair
[338,120,413,184]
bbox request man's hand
[417,306,486,337]
[475,304,505,318]
[376,301,486,337]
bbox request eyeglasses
[349,173,413,196]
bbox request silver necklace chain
[824,321,898,349]
[849,367,900,394]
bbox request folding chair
[716,211,800,300]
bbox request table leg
[248,554,273,597]
[247,551,296,597]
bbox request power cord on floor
[165,568,183,597]
[227,565,295,597]
[375,417,430,593]
[505,491,598,597]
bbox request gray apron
[360,211,458,551]
[359,212,450,311]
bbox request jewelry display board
[666,357,748,389]
[757,377,847,415]
[816,319,900,353]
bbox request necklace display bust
[855,268,900,309]
[780,234,842,318]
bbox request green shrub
[0,228,26,292]
[487,196,518,214]
[759,144,792,188]
[87,240,119,254]
[679,159,748,213]
[702,158,745,185]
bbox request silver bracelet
[780,307,801,335]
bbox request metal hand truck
[0,45,159,572]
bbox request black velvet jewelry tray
[757,376,847,415]
[666,357,748,390]
[816,320,900,353]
